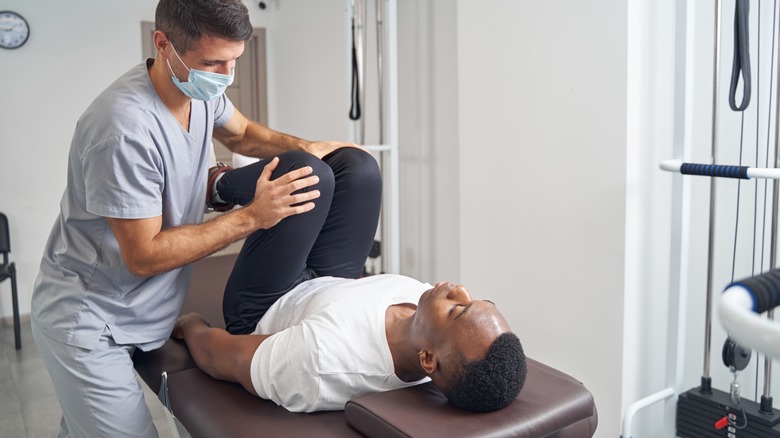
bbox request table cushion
[166,367,363,438]
[344,358,597,438]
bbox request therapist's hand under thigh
[307,141,367,159]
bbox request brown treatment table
[133,254,598,437]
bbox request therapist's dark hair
[443,332,527,412]
[156,0,253,54]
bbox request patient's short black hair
[444,332,527,412]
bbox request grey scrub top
[31,59,235,351]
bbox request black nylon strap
[349,19,361,121]
[729,0,752,111]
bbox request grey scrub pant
[32,323,158,438]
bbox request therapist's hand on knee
[246,156,320,229]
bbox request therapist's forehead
[188,35,245,59]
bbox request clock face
[0,11,29,50]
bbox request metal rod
[764,0,780,405]
[763,309,774,400]
[702,0,723,387]
[621,387,676,438]
[376,0,385,145]
[387,0,400,274]
[375,0,386,268]
[359,0,367,144]
[362,144,392,152]
[351,0,367,145]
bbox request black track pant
[217,149,382,334]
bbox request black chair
[0,213,21,349]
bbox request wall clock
[0,11,30,50]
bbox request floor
[0,320,178,438]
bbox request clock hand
[0,25,16,31]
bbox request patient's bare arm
[173,313,272,395]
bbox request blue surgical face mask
[167,42,234,101]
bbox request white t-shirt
[250,274,432,412]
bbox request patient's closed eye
[455,303,473,319]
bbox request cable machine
[623,0,780,436]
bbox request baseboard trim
[0,313,30,327]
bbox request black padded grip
[680,163,750,179]
[729,269,780,313]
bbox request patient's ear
[419,349,438,375]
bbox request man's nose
[447,284,471,301]
[219,61,235,75]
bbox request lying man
[174,150,527,413]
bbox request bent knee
[275,151,335,191]
[328,148,382,191]
[274,150,322,172]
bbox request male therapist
[30,0,359,436]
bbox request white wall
[454,2,627,437]
[397,0,460,284]
[0,0,160,320]
[263,0,349,141]
[622,0,682,435]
